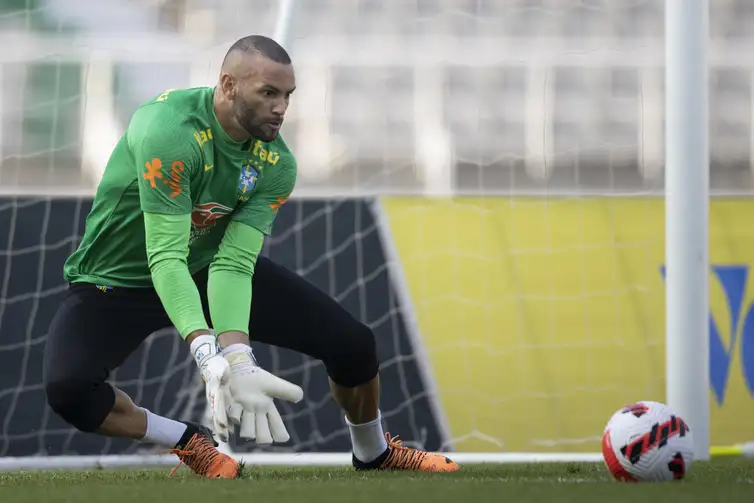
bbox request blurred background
[1,0,753,462]
[1,0,753,196]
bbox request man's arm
[206,221,264,343]
[207,156,297,341]
[143,213,210,339]
[129,105,210,341]
[203,163,300,444]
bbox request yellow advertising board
[381,197,754,452]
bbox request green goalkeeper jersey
[64,86,296,289]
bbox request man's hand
[221,344,303,444]
[190,333,231,441]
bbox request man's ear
[219,74,237,98]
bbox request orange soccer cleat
[166,427,242,479]
[353,433,459,473]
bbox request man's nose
[272,98,288,117]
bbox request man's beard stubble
[234,100,258,136]
[234,99,278,142]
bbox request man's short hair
[225,35,291,65]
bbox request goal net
[1,0,753,469]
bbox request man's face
[228,54,296,142]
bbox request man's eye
[264,90,275,97]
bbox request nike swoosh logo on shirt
[204,164,214,171]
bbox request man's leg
[43,283,239,478]
[234,257,458,472]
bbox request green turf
[0,458,752,503]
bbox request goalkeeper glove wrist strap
[221,343,258,374]
[190,334,219,368]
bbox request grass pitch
[0,458,752,503]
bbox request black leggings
[43,256,379,432]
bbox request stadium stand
[0,0,752,193]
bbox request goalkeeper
[42,35,458,478]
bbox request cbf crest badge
[238,164,258,201]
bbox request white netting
[0,0,753,463]
[0,196,441,458]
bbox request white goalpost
[1,0,744,472]
[664,0,710,462]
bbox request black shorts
[43,256,379,430]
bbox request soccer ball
[602,400,694,482]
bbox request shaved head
[215,35,296,142]
[223,35,291,67]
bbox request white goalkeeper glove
[221,343,304,444]
[190,334,232,442]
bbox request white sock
[346,410,388,463]
[140,408,188,447]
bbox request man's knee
[44,376,115,433]
[325,322,380,388]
